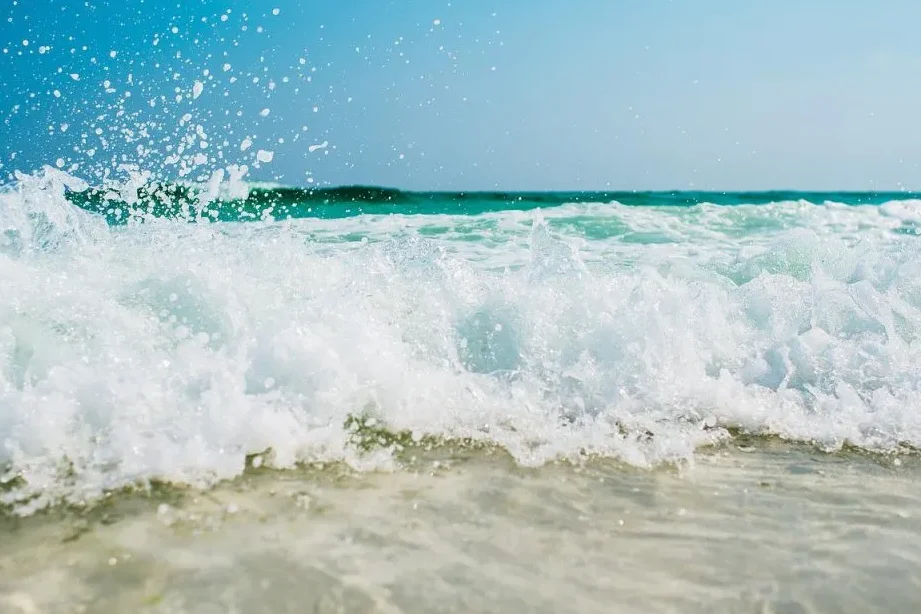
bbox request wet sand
[2,441,920,613]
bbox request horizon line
[246,184,921,195]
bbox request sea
[2,171,921,612]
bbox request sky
[1,0,920,191]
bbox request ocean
[2,170,921,612]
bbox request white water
[3,169,921,514]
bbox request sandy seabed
[1,441,919,614]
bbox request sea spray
[2,170,921,513]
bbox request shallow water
[2,441,919,614]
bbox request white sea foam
[2,169,921,514]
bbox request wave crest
[2,169,921,515]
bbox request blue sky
[1,0,919,190]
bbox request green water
[67,186,921,224]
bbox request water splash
[2,170,921,514]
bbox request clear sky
[1,0,920,191]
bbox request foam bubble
[2,171,921,513]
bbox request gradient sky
[1,0,920,190]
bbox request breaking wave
[2,168,921,514]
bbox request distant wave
[56,180,921,224]
[211,186,921,207]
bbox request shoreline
[2,440,919,613]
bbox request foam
[2,169,921,514]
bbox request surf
[1,168,920,514]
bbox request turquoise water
[70,184,921,223]
[2,170,921,514]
